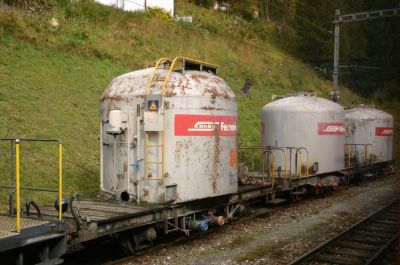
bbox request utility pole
[330,6,400,102]
[264,0,270,21]
[331,9,340,102]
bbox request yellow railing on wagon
[0,138,63,233]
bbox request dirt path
[129,174,400,265]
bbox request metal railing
[238,145,310,189]
[295,147,310,177]
[345,143,374,168]
[0,138,63,232]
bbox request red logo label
[318,122,345,135]
[175,114,237,136]
[376,127,394,136]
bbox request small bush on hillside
[190,0,214,8]
[146,7,172,21]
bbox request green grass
[0,0,398,208]
[0,36,128,204]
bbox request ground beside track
[123,174,399,265]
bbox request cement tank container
[261,94,345,176]
[345,105,393,165]
[100,58,238,204]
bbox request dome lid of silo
[101,58,235,101]
[345,105,392,120]
[263,93,343,113]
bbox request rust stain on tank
[201,105,215,110]
[164,90,177,97]
[128,86,137,93]
[143,188,149,197]
[123,161,128,173]
[101,85,113,100]
[170,83,177,89]
[175,140,189,168]
[102,94,133,103]
[210,127,221,194]
[154,76,166,82]
[301,163,317,175]
[210,77,223,84]
[350,123,356,135]
[164,101,170,109]
[191,73,206,84]
[178,79,188,90]
[203,87,230,99]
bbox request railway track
[291,199,400,265]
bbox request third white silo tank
[345,105,393,164]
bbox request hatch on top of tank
[345,104,393,121]
[265,92,344,113]
[101,57,235,102]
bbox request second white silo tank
[261,93,345,175]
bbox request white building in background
[95,0,174,16]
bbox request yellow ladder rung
[148,161,163,165]
[147,145,163,148]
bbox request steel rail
[290,198,400,265]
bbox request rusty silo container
[100,57,238,204]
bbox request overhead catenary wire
[124,0,146,8]
[340,65,383,70]
[269,1,334,35]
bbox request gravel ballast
[129,174,400,265]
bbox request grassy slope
[0,1,397,201]
[0,37,128,200]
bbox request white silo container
[345,105,393,165]
[261,93,345,176]
[100,58,238,203]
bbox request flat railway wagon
[0,57,394,264]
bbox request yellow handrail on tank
[15,140,21,233]
[364,146,367,166]
[58,143,63,221]
[299,155,303,177]
[162,57,183,95]
[161,131,165,179]
[306,156,309,177]
[161,56,219,94]
[145,133,149,179]
[270,152,275,189]
[145,58,170,95]
[348,149,352,167]
[144,58,170,180]
[284,151,287,185]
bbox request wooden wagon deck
[40,198,168,223]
